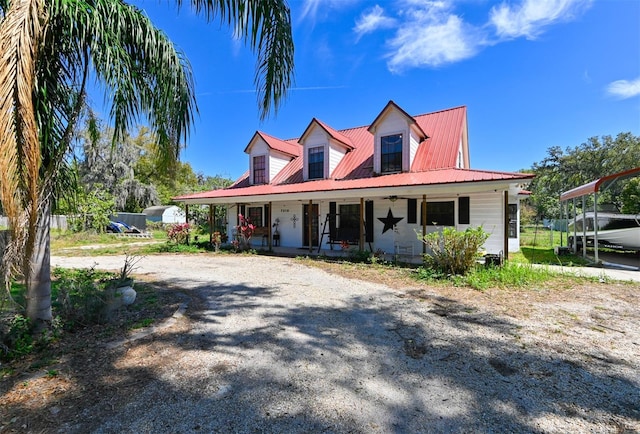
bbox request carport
[560,167,640,264]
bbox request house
[143,205,186,224]
[174,101,534,260]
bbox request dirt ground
[1,254,639,433]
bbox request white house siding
[328,141,347,178]
[224,192,513,256]
[269,151,290,181]
[409,130,420,168]
[469,191,505,254]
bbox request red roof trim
[243,131,301,157]
[299,118,354,150]
[368,100,428,140]
[174,169,534,201]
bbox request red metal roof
[243,131,301,157]
[560,167,640,201]
[174,104,532,202]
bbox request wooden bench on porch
[252,227,270,246]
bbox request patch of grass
[414,261,558,291]
[520,226,564,248]
[130,318,154,329]
[46,369,59,378]
[140,242,207,254]
[511,247,590,266]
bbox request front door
[303,204,319,247]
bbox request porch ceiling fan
[383,195,410,202]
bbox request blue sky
[120,0,640,181]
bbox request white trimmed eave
[178,178,525,205]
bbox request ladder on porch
[317,213,372,253]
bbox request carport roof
[560,167,640,201]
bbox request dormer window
[253,155,266,184]
[381,134,402,173]
[308,146,324,179]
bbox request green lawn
[514,226,590,266]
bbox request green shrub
[348,248,372,263]
[53,267,118,328]
[419,226,489,276]
[1,315,33,360]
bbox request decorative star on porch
[378,208,403,234]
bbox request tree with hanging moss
[0,0,294,331]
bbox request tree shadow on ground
[2,274,638,433]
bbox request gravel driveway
[50,254,640,433]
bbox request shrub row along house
[174,101,533,260]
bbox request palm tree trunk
[25,197,52,331]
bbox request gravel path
[50,254,640,433]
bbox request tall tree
[528,133,640,219]
[78,123,160,212]
[0,0,294,329]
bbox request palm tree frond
[0,0,43,279]
[186,0,294,119]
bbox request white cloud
[606,77,640,99]
[386,2,484,72]
[489,0,593,40]
[353,5,397,40]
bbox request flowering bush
[340,240,350,251]
[235,214,255,251]
[166,223,190,244]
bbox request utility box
[554,246,571,256]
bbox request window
[247,206,263,227]
[253,155,266,184]
[381,134,402,173]
[508,204,517,238]
[338,204,360,243]
[421,201,454,226]
[308,146,324,179]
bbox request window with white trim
[253,155,266,184]
[381,134,402,173]
[308,146,324,179]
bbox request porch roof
[175,168,534,204]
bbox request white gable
[371,110,411,173]
[246,136,295,185]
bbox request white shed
[143,205,186,224]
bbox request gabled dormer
[299,118,354,181]
[368,101,428,174]
[244,131,301,185]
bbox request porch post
[359,197,365,251]
[572,198,577,253]
[582,196,586,258]
[185,203,189,245]
[560,201,564,246]
[503,191,509,260]
[593,192,599,263]
[209,204,213,245]
[421,194,427,255]
[308,199,313,253]
[268,201,272,251]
